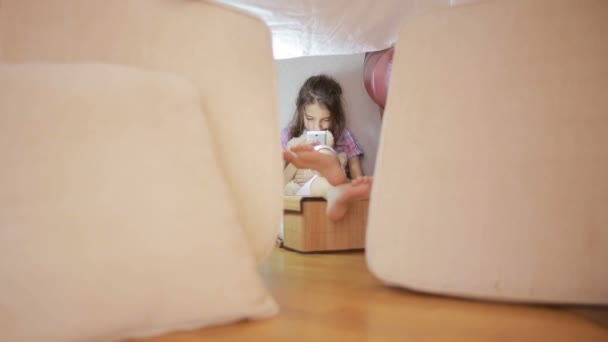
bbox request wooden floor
[142,247,608,341]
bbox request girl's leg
[283,144,347,186]
[284,146,373,220]
[325,176,374,221]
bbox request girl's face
[303,103,331,131]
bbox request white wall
[277,53,383,175]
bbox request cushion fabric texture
[0,64,278,341]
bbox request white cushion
[367,0,608,304]
[0,0,283,263]
[0,64,277,341]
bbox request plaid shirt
[281,127,363,160]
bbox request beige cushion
[0,64,277,341]
[0,0,282,263]
[367,0,608,304]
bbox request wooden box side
[283,198,368,252]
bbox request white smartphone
[306,130,327,145]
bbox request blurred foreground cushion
[367,0,608,304]
[0,0,283,263]
[0,64,277,341]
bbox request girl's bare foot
[326,176,373,221]
[283,144,347,186]
[351,176,373,187]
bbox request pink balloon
[364,47,394,112]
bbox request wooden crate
[282,196,369,253]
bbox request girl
[282,74,364,193]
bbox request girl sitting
[282,74,364,196]
[282,74,370,220]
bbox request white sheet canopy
[212,0,474,59]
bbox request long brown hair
[288,74,346,141]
